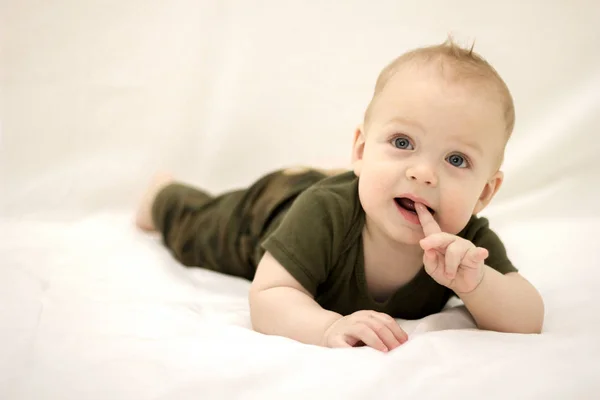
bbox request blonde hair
[364,37,515,139]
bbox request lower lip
[395,202,421,225]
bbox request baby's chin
[389,227,427,246]
[406,233,427,246]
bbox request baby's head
[351,38,515,244]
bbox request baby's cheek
[440,199,473,234]
[358,176,385,211]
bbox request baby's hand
[415,203,488,294]
[322,310,408,352]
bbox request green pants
[151,168,331,280]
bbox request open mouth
[394,197,435,215]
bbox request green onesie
[152,169,517,319]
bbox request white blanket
[2,1,600,399]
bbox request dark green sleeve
[260,188,342,296]
[467,216,518,275]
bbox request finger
[362,319,401,350]
[444,241,471,279]
[348,324,388,352]
[420,232,458,252]
[423,249,441,276]
[463,247,488,268]
[329,336,353,348]
[370,312,408,344]
[415,203,442,236]
[363,313,406,349]
[477,247,489,261]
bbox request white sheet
[2,1,600,399]
[1,214,599,399]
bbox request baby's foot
[135,172,174,231]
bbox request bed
[2,1,600,399]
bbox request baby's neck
[362,218,424,262]
[361,223,425,301]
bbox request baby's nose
[406,166,438,186]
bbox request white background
[2,0,599,220]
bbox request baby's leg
[135,172,175,231]
[139,176,221,268]
[282,166,347,177]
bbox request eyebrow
[386,116,425,133]
[460,141,483,156]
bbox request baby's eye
[392,136,414,150]
[446,153,468,168]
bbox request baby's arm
[249,251,342,346]
[458,269,544,334]
[415,203,545,334]
[249,252,407,350]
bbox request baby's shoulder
[459,215,517,274]
[458,214,495,241]
[275,171,364,248]
[293,170,362,224]
[459,215,508,253]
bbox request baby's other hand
[415,203,488,294]
[322,310,408,352]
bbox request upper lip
[395,193,435,212]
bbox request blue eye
[446,154,468,168]
[393,137,413,150]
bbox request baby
[136,39,545,352]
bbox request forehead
[370,65,507,146]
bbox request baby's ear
[473,170,504,214]
[351,125,366,176]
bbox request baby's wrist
[455,264,487,296]
[321,314,344,346]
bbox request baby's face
[353,65,507,245]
